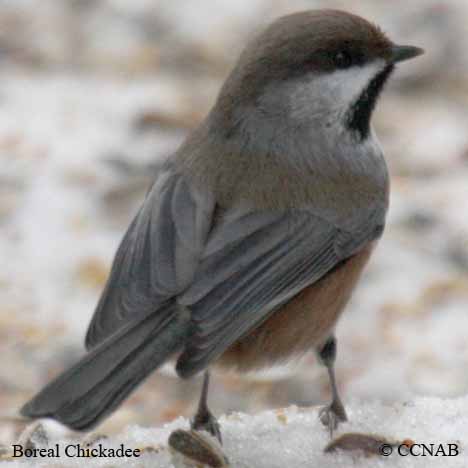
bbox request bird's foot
[319,399,347,438]
[190,408,222,445]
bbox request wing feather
[176,208,352,378]
[85,170,215,349]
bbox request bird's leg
[190,371,222,444]
[316,336,347,437]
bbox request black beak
[390,45,424,63]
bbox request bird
[21,9,423,442]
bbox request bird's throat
[346,64,394,141]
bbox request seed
[168,429,229,467]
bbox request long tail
[20,304,189,431]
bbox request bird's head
[213,10,423,142]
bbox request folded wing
[85,169,215,349]
[176,204,378,378]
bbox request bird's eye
[333,51,352,69]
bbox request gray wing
[85,169,215,349]
[176,204,381,378]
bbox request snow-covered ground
[3,398,468,467]
[0,1,467,466]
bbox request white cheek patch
[322,60,385,101]
[285,60,386,121]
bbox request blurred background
[1,0,467,442]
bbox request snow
[3,398,468,467]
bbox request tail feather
[21,304,189,431]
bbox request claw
[191,409,222,445]
[319,400,347,438]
